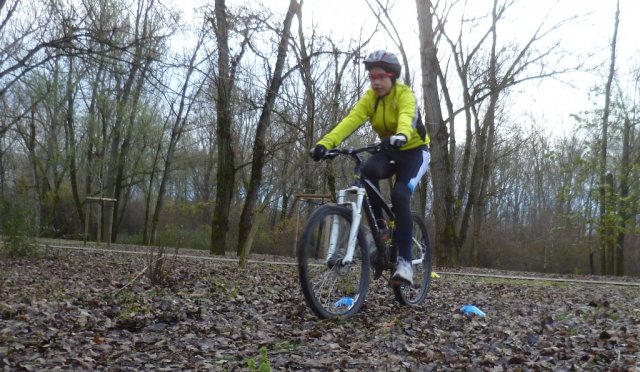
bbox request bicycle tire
[297,204,370,319]
[393,212,432,306]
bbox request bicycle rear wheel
[298,204,370,319]
[393,212,432,306]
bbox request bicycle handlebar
[322,143,382,160]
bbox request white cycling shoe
[391,257,413,286]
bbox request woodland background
[0,0,638,276]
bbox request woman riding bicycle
[310,49,430,286]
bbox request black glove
[381,134,407,150]
[310,145,327,161]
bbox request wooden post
[84,202,90,245]
[294,207,299,257]
[97,200,102,245]
[83,197,117,246]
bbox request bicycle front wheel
[297,204,370,319]
[393,212,432,306]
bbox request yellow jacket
[316,81,430,150]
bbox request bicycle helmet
[364,50,402,78]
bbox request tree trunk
[210,0,238,255]
[26,106,43,234]
[237,0,298,259]
[84,63,105,241]
[64,57,84,225]
[416,0,459,266]
[295,3,316,195]
[150,119,184,244]
[604,173,616,275]
[616,115,631,276]
[598,0,619,275]
[150,35,203,245]
[103,55,141,245]
[112,66,149,243]
[468,1,499,266]
[142,140,161,245]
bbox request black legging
[361,146,429,261]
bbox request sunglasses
[368,72,394,81]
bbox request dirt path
[43,242,640,287]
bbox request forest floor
[1,242,639,371]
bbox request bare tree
[424,0,585,265]
[101,0,174,243]
[416,0,459,266]
[209,0,236,255]
[148,32,206,245]
[237,0,298,265]
[365,0,410,85]
[598,0,619,275]
[209,0,250,255]
[0,0,96,222]
[616,102,634,277]
[294,0,316,196]
[0,0,68,100]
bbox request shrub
[146,246,179,287]
[155,224,211,251]
[247,346,271,372]
[251,218,299,257]
[0,200,37,258]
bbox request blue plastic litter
[460,304,486,317]
[334,297,354,308]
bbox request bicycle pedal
[389,275,412,287]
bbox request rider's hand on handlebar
[381,134,407,150]
[310,144,327,161]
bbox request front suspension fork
[326,186,365,267]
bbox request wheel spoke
[393,212,432,306]
[298,205,370,318]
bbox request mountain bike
[297,143,432,319]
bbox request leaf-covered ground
[1,245,639,371]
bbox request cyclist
[310,49,430,286]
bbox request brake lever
[324,151,339,160]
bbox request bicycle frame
[325,146,395,267]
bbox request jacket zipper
[383,98,388,132]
